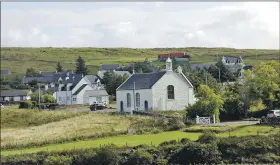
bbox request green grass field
[2,125,279,156]
[1,47,279,77]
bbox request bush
[43,155,72,165]
[19,100,35,109]
[159,140,177,147]
[125,150,154,165]
[180,138,191,144]
[94,147,119,165]
[168,142,221,164]
[166,118,185,131]
[197,130,217,143]
[43,94,56,103]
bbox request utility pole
[205,70,208,86]
[218,68,221,84]
[38,83,41,110]
[132,81,136,115]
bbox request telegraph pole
[38,83,41,110]
[132,81,136,115]
[218,68,221,84]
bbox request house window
[96,97,102,102]
[127,93,131,107]
[20,96,24,101]
[73,98,76,101]
[167,85,175,99]
[136,93,140,107]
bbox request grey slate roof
[72,84,87,95]
[0,70,12,75]
[0,90,29,97]
[23,77,54,84]
[85,75,99,84]
[117,71,166,90]
[84,89,108,97]
[191,64,212,70]
[99,64,120,71]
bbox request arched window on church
[136,93,140,107]
[127,93,131,107]
[167,85,175,99]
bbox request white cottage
[116,58,196,112]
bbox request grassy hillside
[1,47,279,77]
[0,108,154,150]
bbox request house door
[144,101,148,111]
[120,101,124,112]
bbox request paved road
[211,120,260,126]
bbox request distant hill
[1,47,279,77]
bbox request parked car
[90,101,107,111]
[267,110,280,118]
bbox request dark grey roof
[40,72,55,77]
[73,84,87,95]
[23,77,54,84]
[117,71,166,90]
[223,56,242,63]
[191,64,212,70]
[61,74,83,84]
[0,90,29,97]
[85,75,99,84]
[99,64,120,71]
[1,70,11,75]
[84,89,108,97]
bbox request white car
[267,110,280,118]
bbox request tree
[31,90,44,104]
[56,62,63,72]
[75,56,88,75]
[102,71,129,96]
[186,84,224,123]
[244,61,280,108]
[183,67,219,93]
[26,68,40,77]
[208,60,236,83]
[43,94,56,103]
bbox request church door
[120,101,124,112]
[144,101,148,111]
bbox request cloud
[1,2,279,49]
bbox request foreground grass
[1,109,152,150]
[2,125,278,156]
[1,108,83,128]
[1,131,201,156]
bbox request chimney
[72,70,74,74]
[132,69,135,74]
[39,71,42,74]
[56,70,57,73]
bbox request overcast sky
[1,2,279,49]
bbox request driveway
[211,120,260,126]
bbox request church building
[116,57,196,112]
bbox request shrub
[168,142,221,164]
[197,130,217,143]
[159,140,177,147]
[94,147,119,165]
[125,150,154,165]
[43,94,56,103]
[43,155,72,165]
[166,117,185,131]
[19,100,35,109]
[180,138,191,144]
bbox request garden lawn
[1,131,201,156]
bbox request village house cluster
[0,53,252,112]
